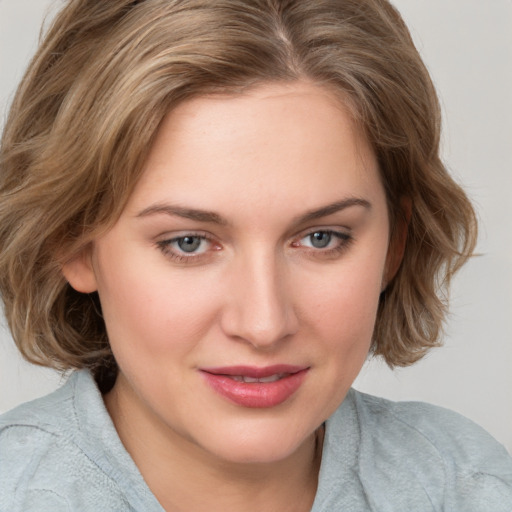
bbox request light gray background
[1,0,511,452]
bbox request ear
[383,198,411,290]
[61,245,98,293]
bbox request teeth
[242,376,260,383]
[228,373,286,383]
[256,374,284,383]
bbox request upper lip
[200,365,308,378]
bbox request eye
[304,231,334,249]
[173,235,207,254]
[299,230,349,249]
[156,233,219,263]
[291,229,353,258]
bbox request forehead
[124,81,384,222]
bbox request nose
[220,250,299,349]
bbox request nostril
[219,292,298,348]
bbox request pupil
[311,231,331,248]
[178,236,201,253]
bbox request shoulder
[347,389,512,510]
[0,371,132,512]
[0,371,86,453]
[0,371,81,478]
[351,389,512,471]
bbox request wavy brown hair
[0,0,476,391]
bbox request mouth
[199,365,309,408]
[227,373,289,383]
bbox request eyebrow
[295,197,371,224]
[136,204,229,225]
[136,197,371,225]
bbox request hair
[0,0,476,391]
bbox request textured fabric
[1,370,511,511]
[311,390,512,511]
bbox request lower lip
[200,369,308,408]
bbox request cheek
[307,256,384,319]
[95,250,222,359]
[299,250,386,356]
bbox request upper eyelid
[156,232,211,248]
[292,226,351,241]
[155,228,351,245]
[156,230,212,242]
[154,222,353,241]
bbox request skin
[63,81,401,511]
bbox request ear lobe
[383,198,411,289]
[61,246,98,293]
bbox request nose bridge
[221,245,297,348]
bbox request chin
[213,443,301,466]
[196,420,316,466]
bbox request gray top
[1,370,511,511]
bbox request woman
[0,0,511,510]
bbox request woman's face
[65,82,395,464]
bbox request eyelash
[156,232,217,264]
[156,229,353,264]
[292,230,353,259]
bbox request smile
[228,373,287,383]
[200,365,309,408]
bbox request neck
[104,377,324,512]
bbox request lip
[199,365,309,408]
